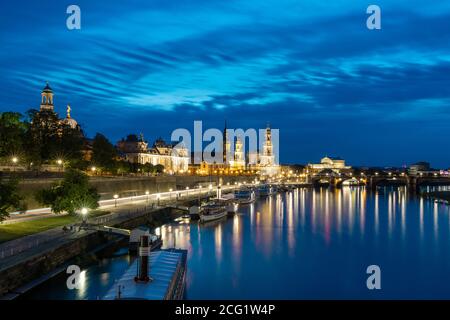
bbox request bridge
[306,170,450,190]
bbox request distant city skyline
[1,1,450,167]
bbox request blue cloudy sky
[0,0,449,167]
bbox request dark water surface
[22,187,450,299]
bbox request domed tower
[40,82,54,112]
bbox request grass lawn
[0,210,109,244]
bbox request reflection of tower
[40,82,54,112]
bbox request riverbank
[0,193,203,299]
[0,210,109,243]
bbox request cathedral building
[117,134,189,174]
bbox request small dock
[103,248,187,300]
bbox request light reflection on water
[160,187,450,299]
[22,187,450,299]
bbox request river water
[21,187,450,299]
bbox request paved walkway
[0,187,226,270]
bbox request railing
[0,206,153,262]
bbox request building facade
[307,156,352,175]
[117,134,189,174]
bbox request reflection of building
[117,134,189,173]
[308,156,352,174]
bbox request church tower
[40,82,54,112]
[263,124,273,158]
[223,120,231,165]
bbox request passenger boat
[210,193,239,216]
[234,187,256,204]
[199,202,228,222]
[257,184,275,196]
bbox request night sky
[0,1,449,167]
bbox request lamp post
[91,166,96,175]
[169,188,173,201]
[157,193,160,206]
[57,159,63,172]
[113,194,119,207]
[145,190,149,204]
[11,157,18,172]
[81,207,88,224]
[186,186,189,197]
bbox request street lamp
[91,166,96,175]
[11,156,18,172]
[113,194,119,207]
[169,188,173,201]
[81,207,88,224]
[157,193,161,206]
[57,159,63,172]
[145,190,149,204]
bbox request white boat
[211,194,239,215]
[234,187,256,204]
[200,202,228,222]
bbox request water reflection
[23,186,450,300]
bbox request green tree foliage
[25,109,84,167]
[0,177,24,221]
[92,133,117,171]
[0,112,28,158]
[142,162,155,175]
[155,164,165,174]
[36,169,100,214]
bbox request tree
[36,169,100,214]
[142,162,155,175]
[0,177,24,221]
[0,112,27,159]
[92,133,117,171]
[155,164,164,174]
[25,109,61,166]
[24,109,84,168]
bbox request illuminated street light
[145,190,149,204]
[81,207,88,224]
[113,194,119,207]
[11,156,18,172]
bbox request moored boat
[234,187,256,204]
[200,202,228,222]
[257,184,275,196]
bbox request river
[21,186,450,299]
